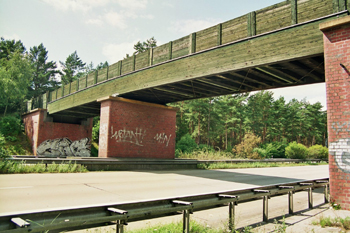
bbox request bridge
[22,0,350,210]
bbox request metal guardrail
[0,178,329,233]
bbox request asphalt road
[0,165,328,216]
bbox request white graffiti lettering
[331,121,350,134]
[329,138,350,173]
[111,127,146,146]
[37,137,91,157]
[99,123,108,150]
[154,133,172,147]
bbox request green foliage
[169,91,327,154]
[175,133,198,154]
[198,144,215,152]
[28,43,61,98]
[285,142,308,159]
[60,51,86,84]
[197,161,328,169]
[91,142,99,157]
[313,216,350,230]
[0,37,26,62]
[274,217,287,233]
[0,115,21,136]
[128,220,226,233]
[0,160,88,174]
[308,144,328,160]
[0,51,32,115]
[232,132,261,159]
[92,117,100,142]
[254,140,288,158]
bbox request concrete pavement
[0,166,328,216]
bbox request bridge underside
[122,55,325,104]
[50,54,325,122]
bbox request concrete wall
[23,109,93,156]
[320,16,350,210]
[98,97,177,159]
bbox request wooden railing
[23,0,348,113]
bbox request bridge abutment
[320,16,350,210]
[97,97,177,159]
[23,109,93,157]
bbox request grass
[0,160,88,174]
[178,150,238,160]
[312,216,350,230]
[197,161,328,170]
[128,221,224,233]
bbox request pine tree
[29,43,61,98]
[60,51,86,84]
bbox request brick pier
[320,16,350,210]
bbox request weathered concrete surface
[0,166,328,215]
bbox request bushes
[92,117,100,142]
[0,116,21,136]
[254,140,288,159]
[285,142,328,160]
[308,145,328,160]
[175,133,197,154]
[285,142,308,159]
[232,132,261,159]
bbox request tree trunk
[198,112,200,145]
[207,106,210,146]
[3,104,8,117]
[225,122,228,150]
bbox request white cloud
[115,0,148,9]
[104,11,128,29]
[102,41,139,63]
[85,18,104,26]
[170,19,221,35]
[2,34,21,41]
[42,0,110,12]
[269,83,327,110]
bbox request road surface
[0,166,328,215]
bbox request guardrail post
[263,196,269,222]
[229,202,236,231]
[116,220,127,233]
[173,200,193,233]
[308,187,313,209]
[183,209,190,233]
[108,207,128,233]
[324,184,329,203]
[288,191,294,214]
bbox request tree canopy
[170,91,327,150]
[60,51,86,84]
[29,43,61,98]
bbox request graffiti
[99,123,108,150]
[154,133,172,147]
[37,137,91,157]
[111,127,146,146]
[329,138,350,173]
[331,121,350,134]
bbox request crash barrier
[9,156,326,171]
[0,178,329,233]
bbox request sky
[0,0,327,109]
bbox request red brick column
[98,97,177,159]
[23,109,93,156]
[320,16,350,210]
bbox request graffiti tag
[331,121,350,134]
[154,133,172,147]
[99,123,108,150]
[329,138,350,173]
[111,127,146,146]
[37,137,91,157]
